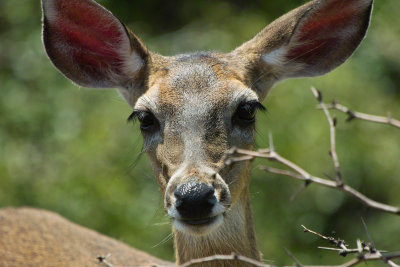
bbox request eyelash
[127,110,158,131]
[242,100,266,112]
[127,110,141,122]
[233,100,266,126]
[128,101,265,128]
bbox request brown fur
[0,207,172,267]
[0,0,373,266]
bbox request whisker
[126,147,145,175]
[153,221,171,226]
[152,232,174,248]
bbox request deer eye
[128,110,157,131]
[233,101,266,126]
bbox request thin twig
[317,247,362,254]
[179,252,274,267]
[226,147,400,215]
[300,225,400,267]
[320,101,400,129]
[97,254,115,267]
[284,248,303,267]
[178,251,400,267]
[301,225,348,254]
[311,88,343,186]
[360,219,400,267]
[360,218,375,252]
[310,251,400,267]
[176,225,400,267]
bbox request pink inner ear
[287,38,338,63]
[297,9,357,42]
[49,0,126,76]
[287,0,363,62]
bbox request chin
[173,214,224,236]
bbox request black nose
[174,182,216,219]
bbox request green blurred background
[0,0,399,265]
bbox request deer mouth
[181,215,218,226]
[172,213,224,235]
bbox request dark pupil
[237,104,256,121]
[138,112,154,128]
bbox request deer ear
[232,0,373,99]
[42,0,149,103]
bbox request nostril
[174,188,183,201]
[173,182,216,219]
[205,187,216,205]
[205,187,215,199]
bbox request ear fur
[232,0,373,99]
[42,0,149,103]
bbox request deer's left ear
[42,0,149,105]
[231,0,373,100]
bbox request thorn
[227,147,237,155]
[317,90,323,102]
[357,239,363,254]
[311,87,322,102]
[290,184,307,202]
[333,116,337,127]
[284,248,303,267]
[304,179,312,187]
[361,218,376,252]
[323,172,334,181]
[269,132,275,152]
[339,250,348,257]
[346,110,356,121]
[231,252,239,260]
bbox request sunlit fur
[135,53,262,264]
[0,0,373,266]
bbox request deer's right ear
[42,0,149,105]
[232,0,373,100]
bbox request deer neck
[174,187,260,266]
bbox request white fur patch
[261,47,287,66]
[173,214,224,236]
[42,0,57,22]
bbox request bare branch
[317,246,362,255]
[311,87,342,186]
[360,219,400,267]
[321,101,400,129]
[189,89,400,267]
[179,252,274,267]
[176,224,400,267]
[225,89,400,215]
[301,225,348,254]
[300,225,400,267]
[226,147,400,215]
[178,250,400,267]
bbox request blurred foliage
[0,0,399,265]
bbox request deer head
[42,0,372,263]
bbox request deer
[0,0,373,266]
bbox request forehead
[136,53,258,113]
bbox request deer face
[133,53,263,235]
[42,0,372,237]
